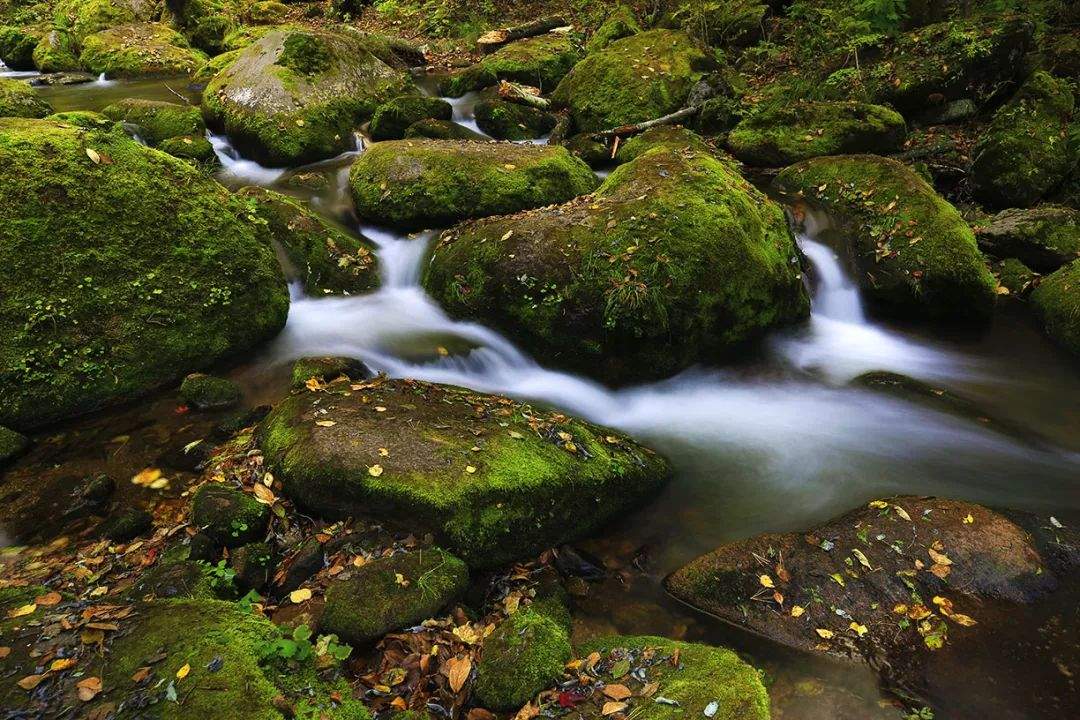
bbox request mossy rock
[130,558,216,599]
[289,356,367,388]
[203,27,412,165]
[0,425,28,466]
[31,29,81,72]
[258,377,670,568]
[180,372,241,409]
[993,258,1037,297]
[775,155,996,322]
[55,0,145,43]
[474,604,572,710]
[240,186,378,294]
[403,118,484,140]
[320,548,468,644]
[0,119,288,430]
[440,33,581,97]
[247,0,287,24]
[562,132,609,166]
[975,205,1080,273]
[348,139,598,230]
[1031,259,1080,357]
[424,140,809,383]
[80,22,208,77]
[369,94,453,141]
[573,636,770,720]
[727,100,907,167]
[192,48,242,85]
[103,599,370,720]
[613,125,710,163]
[170,0,238,55]
[474,99,556,140]
[551,30,712,133]
[191,482,269,547]
[45,109,113,128]
[0,24,39,69]
[230,541,273,591]
[157,133,217,165]
[971,71,1077,210]
[99,505,153,540]
[586,4,640,54]
[221,23,273,52]
[0,76,50,118]
[101,97,205,145]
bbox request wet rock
[727,100,906,167]
[28,71,97,86]
[230,541,273,591]
[975,205,1080,274]
[425,135,809,383]
[258,377,670,567]
[552,544,607,581]
[187,532,218,563]
[82,473,116,504]
[32,30,81,72]
[208,405,271,440]
[0,25,39,70]
[0,119,288,431]
[775,155,996,322]
[403,118,484,140]
[586,4,640,54]
[58,0,159,43]
[348,139,598,230]
[203,27,412,164]
[290,356,369,388]
[369,95,453,141]
[1031,259,1080,357]
[320,548,468,644]
[240,186,379,294]
[99,506,152,541]
[915,98,977,125]
[972,71,1078,209]
[131,558,214,599]
[279,537,324,594]
[101,98,204,146]
[191,47,242,85]
[440,33,581,97]
[474,99,556,140]
[551,30,713,133]
[0,425,29,466]
[991,258,1037,297]
[0,77,51,118]
[157,133,218,165]
[191,483,269,547]
[180,373,241,410]
[79,22,208,77]
[475,601,572,710]
[562,132,609,166]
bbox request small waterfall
[208,131,286,186]
[443,91,489,137]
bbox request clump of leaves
[199,559,237,595]
[258,624,353,664]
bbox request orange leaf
[50,658,78,672]
[447,655,472,693]
[76,676,102,701]
[18,674,48,690]
[35,591,62,607]
[603,684,632,700]
[602,701,628,715]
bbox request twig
[590,105,701,140]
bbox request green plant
[199,559,237,594]
[257,624,353,664]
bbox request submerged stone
[348,139,598,229]
[191,482,270,547]
[258,377,670,567]
[0,77,51,118]
[441,33,581,97]
[0,119,288,430]
[157,133,217,165]
[474,98,556,140]
[475,602,572,710]
[180,373,241,410]
[79,22,208,77]
[101,97,205,145]
[1031,259,1080,358]
[369,95,453,141]
[975,205,1080,274]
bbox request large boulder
[348,139,598,229]
[167,0,238,55]
[1031,259,1080,357]
[586,4,641,54]
[31,30,81,72]
[79,22,208,77]
[440,33,581,97]
[0,77,50,118]
[101,97,205,145]
[424,135,810,383]
[55,0,156,43]
[775,155,996,322]
[368,95,452,141]
[0,25,39,70]
[971,71,1077,209]
[474,98,557,140]
[258,377,670,568]
[975,205,1080,274]
[727,100,906,167]
[203,27,413,165]
[0,119,288,430]
[551,29,712,133]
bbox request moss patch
[403,118,483,140]
[474,99,556,141]
[440,33,581,97]
[79,22,208,77]
[191,482,270,547]
[1031,259,1080,357]
[0,76,50,118]
[586,4,640,54]
[975,205,1080,273]
[369,94,453,141]
[180,373,241,409]
[101,98,205,145]
[475,604,572,710]
[0,24,39,69]
[31,29,81,72]
[157,133,217,165]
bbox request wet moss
[775,154,997,322]
[79,22,208,77]
[586,4,640,54]
[0,76,50,118]
[31,29,80,72]
[191,482,270,547]
[613,125,710,163]
[0,24,39,69]
[474,99,556,141]
[1031,259,1080,357]
[0,424,29,465]
[369,95,453,141]
[170,0,238,54]
[440,33,581,97]
[101,98,205,145]
[45,109,112,128]
[180,373,241,409]
[157,133,217,165]
[348,139,599,230]
[403,118,483,140]
[475,604,572,710]
[993,258,1037,297]
[248,0,287,25]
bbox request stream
[4,74,1080,719]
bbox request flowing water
[4,76,1080,719]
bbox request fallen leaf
[0,647,9,659]
[603,684,633,700]
[9,603,36,618]
[447,655,471,693]
[131,667,152,683]
[791,606,805,618]
[86,148,101,164]
[50,658,77,672]
[368,464,384,477]
[35,591,62,607]
[76,676,102,701]
[815,628,834,639]
[929,563,951,579]
[950,613,977,626]
[852,548,872,570]
[602,702,628,715]
[18,674,47,690]
[849,622,868,637]
[963,513,974,524]
[927,548,952,566]
[252,484,276,505]
[759,574,774,588]
[176,663,190,680]
[289,588,312,604]
[315,420,337,427]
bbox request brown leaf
[0,646,8,658]
[512,703,539,720]
[603,684,633,700]
[447,655,472,693]
[35,591,62,607]
[468,709,497,720]
[18,673,48,690]
[76,676,102,701]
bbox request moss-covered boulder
[240,186,378,294]
[130,557,216,599]
[258,377,670,567]
[475,603,572,710]
[0,77,50,118]
[320,548,468,644]
[157,133,217,164]
[775,155,996,322]
[440,33,581,97]
[203,27,412,165]
[403,118,484,140]
[975,205,1080,274]
[55,0,145,42]
[0,25,39,70]
[368,94,453,141]
[79,22,208,77]
[1031,259,1080,357]
[192,47,242,85]
[425,139,809,383]
[348,139,598,229]
[0,119,288,431]
[99,506,153,541]
[230,540,273,591]
[101,97,205,145]
[0,425,28,466]
[103,599,369,720]
[551,30,712,133]
[191,482,270,547]
[32,29,81,72]
[586,4,640,54]
[289,356,367,388]
[971,71,1077,209]
[169,0,238,55]
[45,109,113,128]
[727,100,907,167]
[247,0,286,24]
[474,98,556,140]
[568,636,770,720]
[180,372,241,409]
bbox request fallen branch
[497,80,550,109]
[476,16,568,53]
[591,105,701,140]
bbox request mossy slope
[101,97,205,145]
[0,76,51,118]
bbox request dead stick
[591,105,701,140]
[477,16,568,53]
[497,80,551,109]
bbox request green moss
[277,29,330,74]
[101,98,204,145]
[475,605,572,710]
[0,118,288,431]
[79,22,208,77]
[169,0,239,54]
[192,48,241,84]
[403,118,484,140]
[289,356,364,387]
[45,109,112,128]
[563,132,609,166]
[221,23,272,51]
[614,125,711,163]
[231,541,273,590]
[55,0,136,43]
[0,424,28,464]
[1031,259,1080,357]
[258,378,670,568]
[321,548,468,644]
[349,139,598,230]
[440,33,581,97]
[191,482,270,547]
[31,29,80,71]
[727,100,907,167]
[0,24,39,69]
[993,258,1036,296]
[180,372,241,409]
[240,186,379,294]
[369,95,452,141]
[586,4,640,54]
[474,99,556,141]
[975,205,1080,273]
[0,76,50,118]
[247,0,287,25]
[552,30,712,133]
[157,133,217,165]
[776,154,997,321]
[972,71,1077,209]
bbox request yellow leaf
[963,513,974,524]
[394,572,409,587]
[930,563,951,579]
[289,588,312,604]
[176,663,190,680]
[252,483,276,505]
[868,500,888,509]
[892,505,912,521]
[759,574,774,588]
[86,148,101,164]
[315,420,337,427]
[927,548,952,566]
[790,605,805,618]
[465,466,477,474]
[452,624,480,644]
[50,658,77,672]
[131,468,161,486]
[893,604,908,615]
[447,655,472,693]
[829,573,845,587]
[950,613,978,627]
[852,548,872,569]
[390,697,407,710]
[602,702,627,716]
[368,464,384,477]
[378,448,389,456]
[849,622,868,637]
[9,603,36,618]
[815,628,834,639]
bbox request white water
[208,131,288,185]
[444,91,489,137]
